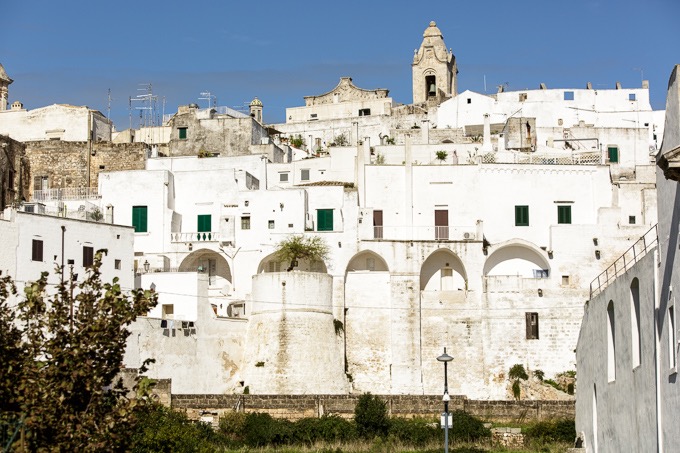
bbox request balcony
[483,275,547,293]
[170,231,220,243]
[32,187,101,202]
[366,225,477,241]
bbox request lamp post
[143,260,150,273]
[437,348,453,453]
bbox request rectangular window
[34,175,49,191]
[197,214,211,233]
[608,146,619,163]
[557,205,572,224]
[132,206,148,233]
[670,306,677,370]
[526,312,539,339]
[268,261,281,272]
[301,169,310,181]
[564,91,574,101]
[279,172,289,182]
[515,205,529,226]
[268,220,275,229]
[435,209,449,240]
[83,246,94,267]
[358,108,371,116]
[241,216,251,230]
[629,93,636,101]
[373,210,383,239]
[317,209,333,231]
[178,127,187,140]
[31,239,43,261]
[114,259,121,270]
[562,275,570,285]
[629,215,636,225]
[467,98,472,104]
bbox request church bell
[428,83,436,95]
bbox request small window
[515,205,529,226]
[358,108,371,116]
[178,127,187,140]
[629,93,636,101]
[268,261,281,272]
[533,269,549,278]
[629,216,636,225]
[562,275,570,285]
[288,223,294,228]
[83,246,94,267]
[310,113,318,120]
[34,175,49,191]
[467,98,472,104]
[114,259,121,270]
[519,93,527,102]
[564,91,574,101]
[31,239,43,261]
[301,169,310,181]
[669,305,677,370]
[197,214,211,233]
[607,146,619,163]
[132,206,148,233]
[557,205,572,224]
[162,304,174,319]
[526,312,539,339]
[279,172,289,182]
[317,209,333,231]
[268,220,275,229]
[241,216,251,230]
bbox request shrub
[524,419,576,444]
[436,150,448,162]
[130,403,222,452]
[388,417,439,446]
[449,410,491,442]
[292,415,356,445]
[243,412,293,447]
[354,393,390,439]
[533,369,545,381]
[509,364,529,381]
[218,411,247,442]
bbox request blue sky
[2,0,678,129]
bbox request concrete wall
[0,134,29,209]
[0,104,112,142]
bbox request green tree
[0,251,157,451]
[435,150,448,163]
[274,235,330,272]
[509,363,529,400]
[354,393,389,439]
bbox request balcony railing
[32,187,101,202]
[480,151,602,165]
[483,275,547,293]
[364,225,477,241]
[589,224,658,299]
[170,231,220,243]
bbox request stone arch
[257,251,328,274]
[178,248,231,287]
[345,250,389,275]
[420,248,467,291]
[483,240,551,278]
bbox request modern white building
[575,64,680,453]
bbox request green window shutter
[132,206,148,233]
[178,128,187,140]
[317,209,333,231]
[608,147,619,163]
[557,206,572,224]
[515,205,529,226]
[197,214,211,232]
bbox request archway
[483,241,550,278]
[345,250,389,274]
[420,248,467,291]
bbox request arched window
[630,278,641,368]
[607,301,616,382]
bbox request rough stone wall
[0,134,29,209]
[170,394,573,423]
[24,140,147,192]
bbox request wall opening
[607,300,616,382]
[630,278,641,368]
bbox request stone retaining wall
[170,394,574,423]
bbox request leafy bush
[509,364,528,381]
[436,150,448,162]
[354,393,390,439]
[388,417,439,446]
[524,419,576,444]
[533,369,545,381]
[292,415,356,445]
[130,403,222,452]
[242,412,294,447]
[218,411,247,442]
[449,411,491,442]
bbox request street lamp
[143,260,150,273]
[437,348,454,453]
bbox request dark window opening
[83,246,94,267]
[557,205,572,224]
[178,127,187,140]
[426,75,437,97]
[317,209,333,232]
[515,205,529,226]
[241,216,251,230]
[32,239,43,261]
[526,312,539,339]
[373,210,383,239]
[435,209,449,240]
[132,206,148,233]
[358,108,371,116]
[467,98,472,104]
[629,215,636,225]
[608,146,619,163]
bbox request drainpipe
[654,248,664,453]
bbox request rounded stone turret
[242,271,348,394]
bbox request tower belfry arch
[411,21,457,105]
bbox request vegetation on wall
[274,234,330,272]
[509,364,529,400]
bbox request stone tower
[0,63,13,111]
[249,97,263,123]
[412,21,457,105]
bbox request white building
[575,64,680,453]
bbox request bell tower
[411,21,457,105]
[0,63,13,111]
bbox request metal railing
[32,187,101,201]
[170,232,221,243]
[589,224,658,299]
